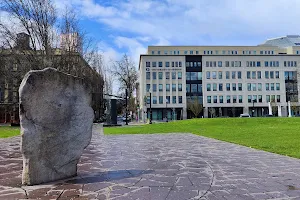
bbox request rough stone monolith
[19,68,94,185]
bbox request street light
[252,99,257,117]
[149,92,152,124]
[166,98,169,122]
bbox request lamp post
[125,89,128,125]
[166,98,169,122]
[149,92,152,124]
[252,99,256,117]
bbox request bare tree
[270,99,278,115]
[208,107,216,118]
[187,96,203,118]
[111,54,138,98]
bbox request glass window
[206,61,209,67]
[151,51,155,55]
[159,96,163,104]
[158,51,161,55]
[252,83,256,91]
[266,95,270,102]
[247,71,250,79]
[179,96,182,104]
[186,84,190,92]
[146,72,150,79]
[153,84,157,92]
[146,62,150,67]
[238,71,242,79]
[172,72,176,79]
[239,95,243,103]
[159,62,162,67]
[258,95,262,103]
[212,71,217,79]
[179,62,182,67]
[213,96,217,103]
[258,83,262,91]
[159,84,163,91]
[176,62,179,67]
[225,61,229,67]
[213,61,216,67]
[247,83,251,91]
[275,71,279,78]
[226,83,230,91]
[219,83,223,91]
[271,83,274,91]
[252,71,256,79]
[207,84,211,91]
[227,95,231,103]
[226,71,230,79]
[178,72,182,79]
[266,83,269,91]
[218,71,222,79]
[238,83,242,91]
[146,84,150,92]
[232,71,236,79]
[191,72,197,80]
[206,72,210,79]
[231,61,234,67]
[213,83,217,91]
[218,61,222,67]
[257,61,261,67]
[198,84,202,93]
[147,96,150,104]
[248,95,252,103]
[232,83,236,91]
[153,72,157,80]
[172,84,176,91]
[165,62,169,67]
[186,72,191,80]
[276,83,280,91]
[265,61,268,67]
[271,95,275,102]
[152,62,156,67]
[277,95,280,103]
[233,95,237,103]
[270,71,274,79]
[153,96,157,104]
[186,62,190,67]
[253,95,257,102]
[191,84,197,92]
[166,96,170,103]
[257,71,261,79]
[172,62,175,67]
[159,72,163,79]
[178,84,182,91]
[265,71,269,79]
[207,96,211,103]
[172,96,176,104]
[166,72,170,79]
[166,84,170,91]
[198,72,202,80]
[219,96,223,103]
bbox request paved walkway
[1,125,300,199]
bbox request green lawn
[104,118,300,159]
[0,126,21,138]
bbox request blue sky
[53,0,300,65]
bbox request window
[198,84,202,93]
[213,83,217,91]
[191,84,197,92]
[165,62,170,67]
[191,72,197,80]
[225,61,229,67]
[147,96,150,104]
[146,62,150,67]
[151,51,155,55]
[231,61,234,67]
[146,84,150,92]
[206,61,209,67]
[277,95,280,103]
[146,72,150,79]
[186,84,190,92]
[258,83,262,91]
[270,71,274,79]
[258,95,262,103]
[186,72,191,80]
[213,61,216,67]
[276,83,280,91]
[152,62,156,67]
[265,71,269,79]
[166,72,170,79]
[226,83,230,91]
[247,71,250,79]
[184,51,188,54]
[213,96,217,103]
[172,72,176,79]
[172,62,175,67]
[247,83,251,91]
[233,95,237,103]
[238,83,242,91]
[178,72,182,79]
[218,71,222,79]
[153,84,157,92]
[198,72,202,80]
[271,83,274,91]
[159,84,163,91]
[196,51,199,55]
[226,71,230,79]
[212,71,217,79]
[257,71,261,79]
[238,71,242,79]
[159,96,163,104]
[232,83,236,91]
[206,72,211,79]
[265,61,268,67]
[284,61,287,67]
[218,61,222,67]
[266,83,269,91]
[159,62,162,67]
[153,96,157,104]
[153,72,157,80]
[207,84,211,91]
[248,95,252,103]
[178,84,182,91]
[159,72,163,79]
[266,95,270,102]
[253,95,257,102]
[172,84,176,91]
[232,71,236,79]
[166,96,170,103]
[219,96,223,103]
[252,83,256,91]
[166,84,170,91]
[227,95,231,103]
[179,96,182,104]
[175,62,179,67]
[239,95,243,103]
[257,61,261,67]
[207,96,211,103]
[219,83,223,91]
[172,96,176,104]
[158,51,161,55]
[252,71,256,79]
[275,71,279,78]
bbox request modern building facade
[139,35,300,120]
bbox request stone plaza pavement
[1,125,300,199]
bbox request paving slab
[0,125,300,199]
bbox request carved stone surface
[19,67,94,185]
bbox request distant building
[60,33,82,53]
[0,33,104,123]
[139,35,300,121]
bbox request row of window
[207,95,281,104]
[186,84,202,93]
[206,61,297,68]
[146,71,182,80]
[151,50,276,55]
[206,61,241,67]
[207,83,242,92]
[186,72,202,80]
[246,71,280,79]
[146,84,182,92]
[147,96,183,104]
[206,71,242,79]
[186,62,201,67]
[146,61,182,68]
[247,83,280,91]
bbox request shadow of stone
[66,169,154,184]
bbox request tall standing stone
[19,68,94,185]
